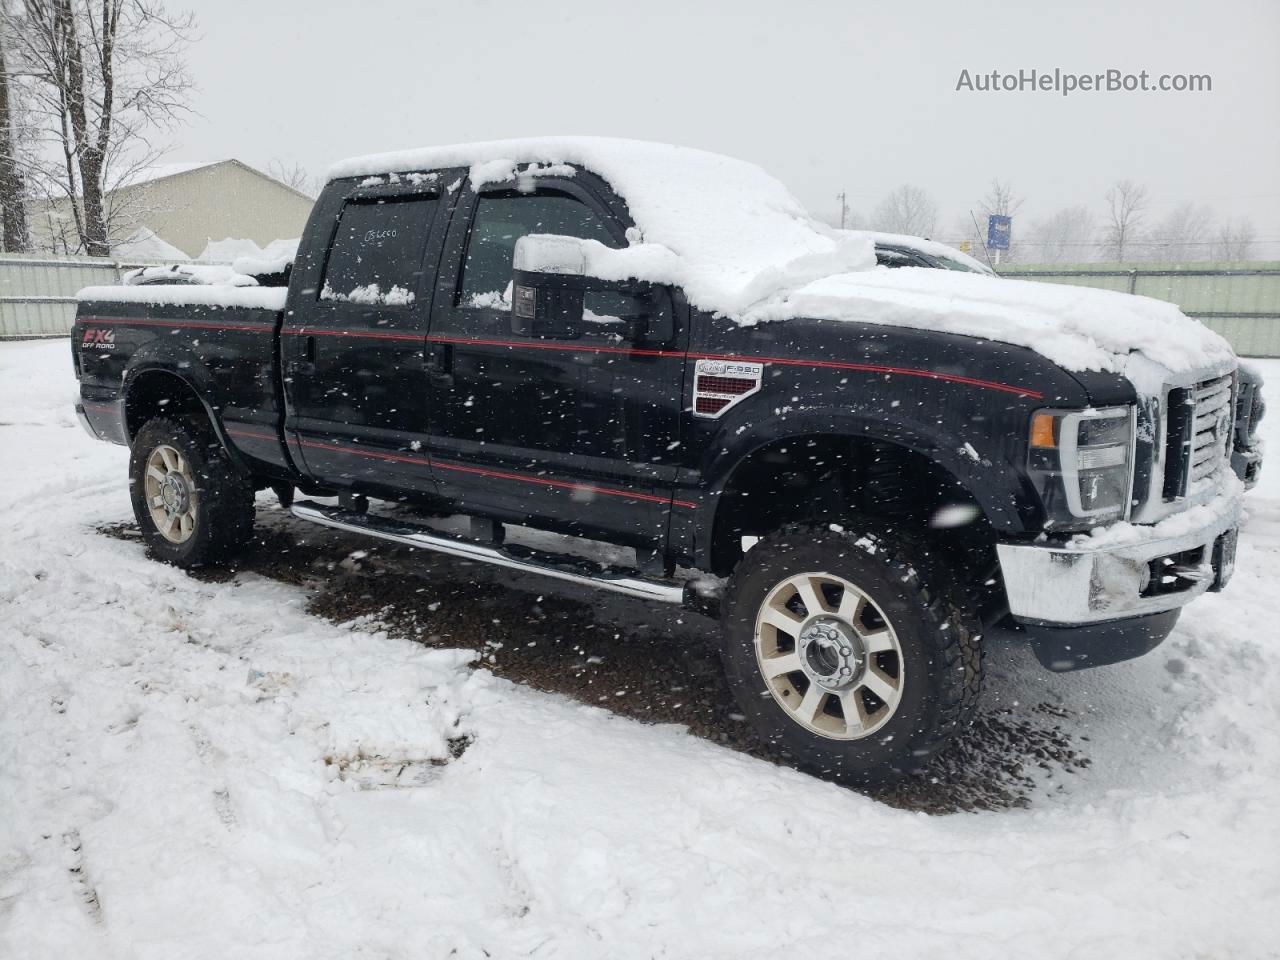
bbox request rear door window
[321,196,437,306]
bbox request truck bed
[73,285,291,478]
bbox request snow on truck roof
[327,136,1232,375]
[330,136,876,320]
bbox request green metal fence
[998,261,1280,358]
[0,253,225,338]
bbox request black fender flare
[690,407,1033,566]
[121,350,251,475]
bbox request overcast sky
[178,0,1280,253]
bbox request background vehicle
[871,233,996,275]
[72,137,1246,783]
[1234,362,1266,488]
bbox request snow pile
[198,237,267,262]
[233,238,300,278]
[112,226,190,261]
[1,339,1279,958]
[198,236,300,265]
[329,136,1230,375]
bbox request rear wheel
[720,522,982,784]
[129,417,255,567]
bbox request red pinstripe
[84,321,1043,396]
[422,334,1041,398]
[244,433,697,509]
[87,315,1042,397]
[79,315,275,334]
[225,427,278,443]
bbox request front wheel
[129,417,255,567]
[720,523,982,784]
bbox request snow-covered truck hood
[322,135,1231,379]
[738,266,1235,376]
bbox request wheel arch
[122,365,249,474]
[694,414,1026,575]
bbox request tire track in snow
[61,831,103,926]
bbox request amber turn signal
[1029,412,1057,449]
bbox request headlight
[1027,405,1136,528]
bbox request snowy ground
[1,339,1278,959]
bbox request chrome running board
[291,500,687,605]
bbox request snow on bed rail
[77,284,287,311]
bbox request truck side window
[458,192,618,310]
[320,196,437,306]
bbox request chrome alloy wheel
[753,572,906,739]
[143,444,198,544]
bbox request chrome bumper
[996,494,1241,625]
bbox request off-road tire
[129,416,256,567]
[720,522,983,784]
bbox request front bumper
[996,491,1242,625]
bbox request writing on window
[320,197,436,306]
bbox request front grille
[1164,373,1234,499]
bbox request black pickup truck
[73,137,1255,782]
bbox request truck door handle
[425,342,454,388]
[286,335,315,376]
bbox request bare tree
[1024,206,1097,264]
[0,25,30,251]
[1214,218,1257,261]
[268,158,318,199]
[872,184,938,237]
[1148,203,1214,262]
[5,0,195,255]
[1100,179,1147,262]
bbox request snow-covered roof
[112,161,219,190]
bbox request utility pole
[837,191,849,230]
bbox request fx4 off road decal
[82,328,116,350]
